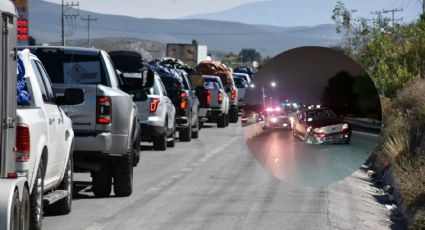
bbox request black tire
[11,189,20,230]
[20,186,30,230]
[229,108,239,123]
[92,162,112,197]
[191,118,199,139]
[179,122,192,142]
[217,114,226,128]
[167,128,176,148]
[112,155,133,197]
[153,131,167,151]
[132,130,141,167]
[44,156,73,215]
[30,160,44,230]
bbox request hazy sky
[44,0,262,19]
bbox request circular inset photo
[241,46,382,187]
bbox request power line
[81,15,97,47]
[382,8,403,27]
[61,0,79,46]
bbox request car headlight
[270,117,278,123]
[314,127,324,133]
[342,123,349,130]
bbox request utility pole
[61,1,79,46]
[382,8,403,27]
[81,15,97,47]
[371,10,385,28]
[423,0,425,14]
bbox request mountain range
[29,0,343,57]
[185,0,421,27]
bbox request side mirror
[57,88,85,106]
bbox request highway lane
[246,128,379,186]
[42,122,397,230]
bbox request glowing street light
[271,82,276,87]
[250,83,255,88]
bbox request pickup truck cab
[203,76,230,128]
[26,46,145,198]
[15,50,84,229]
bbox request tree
[238,48,262,63]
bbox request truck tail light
[231,88,237,101]
[180,91,188,110]
[97,96,112,124]
[16,124,30,162]
[203,90,211,107]
[218,92,223,104]
[150,98,160,113]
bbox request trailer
[166,43,208,68]
[0,1,30,229]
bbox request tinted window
[234,78,248,88]
[35,50,107,85]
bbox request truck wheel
[132,132,141,167]
[92,162,112,197]
[191,118,199,139]
[229,109,239,123]
[167,128,176,148]
[11,189,20,230]
[45,156,73,215]
[226,114,230,126]
[217,114,226,128]
[179,121,192,142]
[112,154,133,197]
[30,161,44,230]
[153,130,167,151]
[20,186,30,230]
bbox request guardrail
[344,117,382,133]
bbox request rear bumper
[311,131,351,144]
[140,124,164,141]
[176,116,190,129]
[74,132,129,155]
[207,108,223,121]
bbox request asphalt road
[247,128,379,186]
[43,122,396,230]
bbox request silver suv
[136,75,176,150]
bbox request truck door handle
[49,118,55,125]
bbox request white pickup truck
[15,50,84,229]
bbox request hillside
[29,0,342,57]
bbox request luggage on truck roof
[196,60,233,86]
[109,50,143,72]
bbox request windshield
[307,109,337,121]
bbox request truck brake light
[97,96,112,124]
[218,92,223,104]
[16,124,30,162]
[180,91,188,110]
[203,90,211,107]
[150,98,160,113]
[231,88,237,101]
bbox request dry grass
[376,78,425,228]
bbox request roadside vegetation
[332,2,425,229]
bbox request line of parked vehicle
[11,45,256,230]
